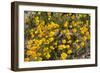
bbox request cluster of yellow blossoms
[24,11,90,62]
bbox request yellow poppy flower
[75,39,79,43]
[64,21,68,28]
[62,39,66,44]
[61,30,66,34]
[50,46,55,50]
[83,36,87,41]
[67,49,72,54]
[26,50,33,56]
[66,45,70,49]
[54,42,57,46]
[43,47,49,52]
[72,28,77,33]
[27,40,33,45]
[80,26,88,34]
[58,44,66,50]
[26,44,31,49]
[61,52,68,60]
[49,31,55,37]
[46,53,51,59]
[80,42,85,47]
[35,30,38,34]
[49,37,54,42]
